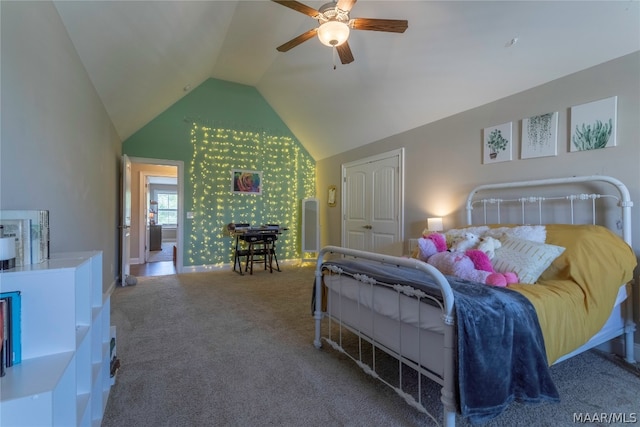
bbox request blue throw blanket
[317,259,559,424]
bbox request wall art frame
[327,185,337,207]
[570,96,617,152]
[483,122,513,164]
[521,111,558,159]
[231,169,262,195]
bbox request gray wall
[1,1,121,291]
[317,51,640,344]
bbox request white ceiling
[53,1,640,160]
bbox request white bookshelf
[0,251,112,426]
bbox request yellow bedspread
[508,224,636,364]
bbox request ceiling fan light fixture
[317,20,350,47]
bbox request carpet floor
[103,265,640,427]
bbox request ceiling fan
[272,0,408,65]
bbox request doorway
[128,157,184,277]
[341,148,404,256]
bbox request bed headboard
[465,175,633,245]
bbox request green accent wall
[123,78,316,267]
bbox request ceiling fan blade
[336,42,354,64]
[276,28,318,52]
[350,18,408,33]
[271,0,319,18]
[336,0,357,12]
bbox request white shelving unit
[0,251,112,426]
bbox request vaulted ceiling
[53,1,640,160]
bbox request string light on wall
[188,123,315,267]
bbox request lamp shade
[427,217,444,232]
[317,21,350,47]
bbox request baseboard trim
[182,259,308,274]
[106,279,118,295]
[596,338,640,363]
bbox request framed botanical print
[570,96,617,152]
[521,112,558,159]
[483,122,513,164]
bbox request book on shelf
[0,219,31,266]
[0,210,49,264]
[0,291,21,366]
[0,299,6,376]
[0,296,12,368]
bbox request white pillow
[484,225,547,243]
[445,225,546,245]
[492,237,565,284]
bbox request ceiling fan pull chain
[333,46,337,70]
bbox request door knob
[362,225,372,229]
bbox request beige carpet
[103,265,640,427]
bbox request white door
[121,154,132,285]
[144,176,151,263]
[342,150,403,255]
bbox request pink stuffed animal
[417,232,447,262]
[465,249,494,272]
[465,249,518,285]
[417,231,518,286]
[428,249,518,287]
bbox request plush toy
[427,249,518,287]
[449,232,480,253]
[427,251,503,286]
[417,232,447,262]
[465,249,494,272]
[477,236,501,260]
[417,231,518,287]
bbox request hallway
[131,241,176,277]
[130,260,175,277]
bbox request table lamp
[427,217,444,232]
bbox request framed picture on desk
[232,170,262,195]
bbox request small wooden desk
[230,227,286,275]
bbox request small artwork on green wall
[232,170,262,195]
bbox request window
[156,192,177,225]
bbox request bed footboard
[314,245,458,426]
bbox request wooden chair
[242,232,275,275]
[229,223,251,275]
[264,225,281,272]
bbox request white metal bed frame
[313,175,636,427]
